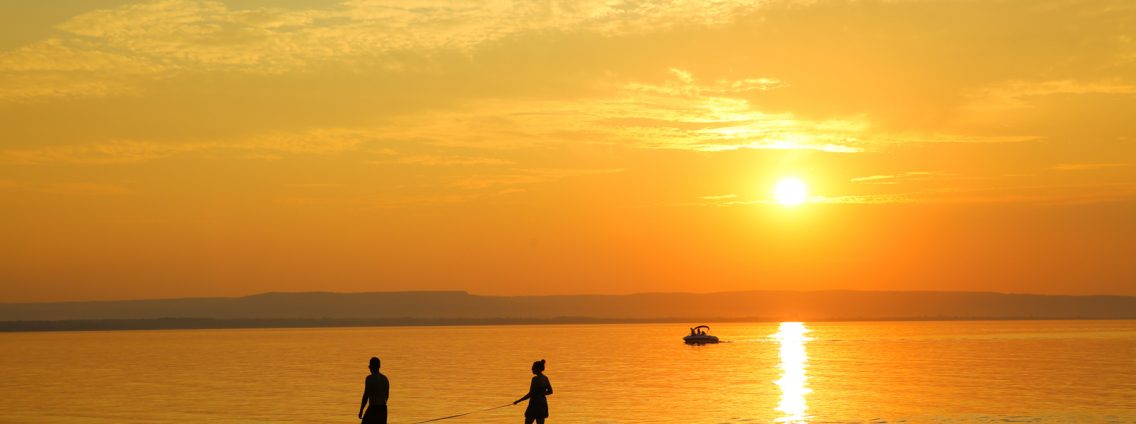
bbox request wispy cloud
[866,134,1041,145]
[699,194,738,200]
[384,70,1031,154]
[0,180,133,196]
[0,128,369,165]
[1049,163,1128,171]
[452,168,625,190]
[823,183,1136,206]
[851,171,936,185]
[0,140,195,165]
[356,70,871,153]
[965,79,1136,111]
[0,0,769,101]
[0,62,1044,168]
[678,180,1136,207]
[603,71,867,152]
[369,154,515,167]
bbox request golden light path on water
[774,322,812,423]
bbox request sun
[773,177,809,206]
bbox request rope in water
[402,402,515,424]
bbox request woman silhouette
[513,359,553,424]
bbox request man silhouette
[359,357,390,424]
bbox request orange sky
[2,0,1134,302]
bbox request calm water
[1,321,1134,423]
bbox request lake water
[1,321,1134,423]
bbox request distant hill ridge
[2,290,1134,327]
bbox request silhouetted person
[514,359,553,424]
[359,357,390,424]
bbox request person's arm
[544,378,553,396]
[514,380,533,405]
[359,377,370,419]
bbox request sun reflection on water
[774,322,812,423]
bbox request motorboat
[683,325,719,344]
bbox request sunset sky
[2,0,1134,302]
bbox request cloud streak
[0,0,771,100]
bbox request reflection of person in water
[514,359,553,424]
[359,357,390,424]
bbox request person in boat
[514,359,553,424]
[690,327,696,336]
[359,357,390,424]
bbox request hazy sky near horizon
[2,0,1134,302]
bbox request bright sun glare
[773,177,809,206]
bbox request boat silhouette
[683,325,719,344]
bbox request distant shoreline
[3,316,1133,333]
[4,290,1134,333]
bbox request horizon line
[5,288,1135,306]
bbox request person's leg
[535,418,545,424]
[525,417,536,424]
